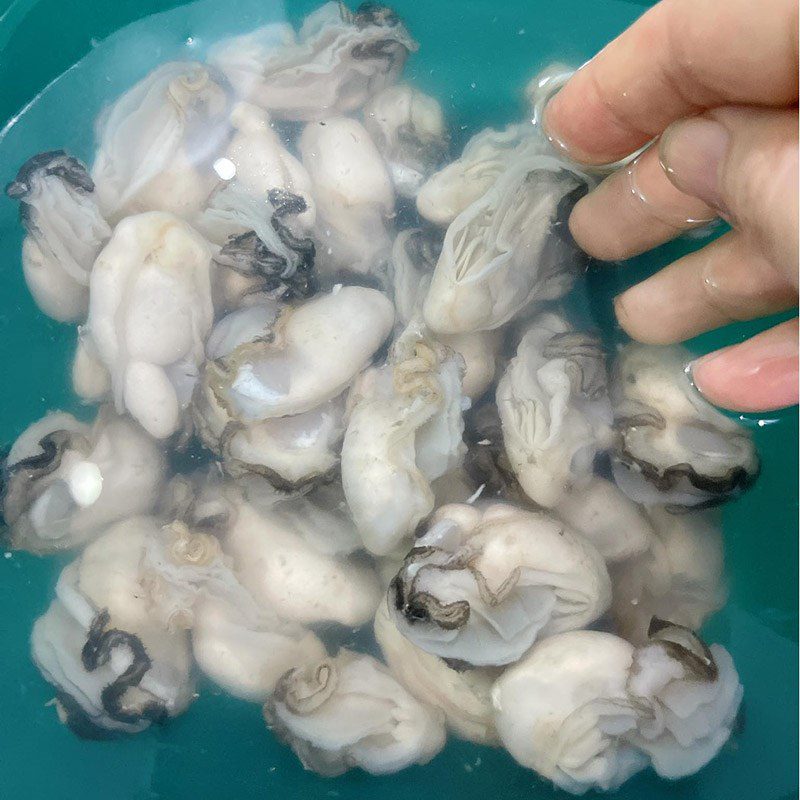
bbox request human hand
[543,0,798,412]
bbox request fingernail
[687,324,799,412]
[659,117,730,210]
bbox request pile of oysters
[2,3,759,793]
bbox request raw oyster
[492,624,742,794]
[218,481,382,626]
[31,517,194,737]
[554,476,653,563]
[611,343,759,508]
[363,83,448,197]
[497,312,613,508]
[208,2,416,121]
[92,62,231,221]
[389,227,441,325]
[6,151,111,322]
[299,117,395,275]
[142,519,327,702]
[388,502,611,666]
[78,212,215,439]
[611,507,726,644]
[263,649,446,775]
[439,330,502,401]
[415,123,549,227]
[341,322,466,555]
[3,409,166,553]
[422,156,589,333]
[194,306,345,488]
[374,600,498,744]
[203,286,394,423]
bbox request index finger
[544,0,799,165]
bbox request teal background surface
[0,0,796,798]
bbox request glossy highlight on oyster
[4,1,759,788]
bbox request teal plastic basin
[0,0,796,798]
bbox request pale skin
[544,0,799,413]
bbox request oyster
[415,123,549,227]
[422,156,589,333]
[220,481,381,626]
[299,117,395,275]
[554,476,654,563]
[263,649,446,775]
[142,519,327,702]
[203,286,394,423]
[31,517,194,737]
[440,330,503,401]
[374,600,498,744]
[389,227,441,325]
[6,151,111,322]
[497,312,613,508]
[78,212,215,438]
[492,625,742,793]
[194,306,345,488]
[92,62,231,221]
[208,2,416,121]
[611,507,726,644]
[341,322,466,555]
[388,502,611,666]
[363,83,448,197]
[3,409,166,553]
[611,343,759,508]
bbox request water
[0,1,796,799]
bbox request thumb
[659,106,799,283]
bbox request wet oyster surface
[0,1,765,795]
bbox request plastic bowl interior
[0,0,797,798]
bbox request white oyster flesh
[299,117,395,275]
[611,507,726,644]
[491,630,648,794]
[439,329,503,401]
[625,621,743,780]
[195,306,347,487]
[205,286,394,422]
[192,593,327,702]
[363,83,448,197]
[374,601,498,744]
[208,3,417,121]
[3,409,166,553]
[80,212,214,439]
[492,626,743,793]
[31,518,195,737]
[422,155,588,334]
[416,124,547,227]
[388,502,612,666]
[92,62,231,221]
[389,227,441,326]
[611,343,759,509]
[141,519,328,703]
[221,485,381,626]
[497,311,613,508]
[263,650,446,776]
[6,151,111,322]
[341,322,466,556]
[554,476,653,563]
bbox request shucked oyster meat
[497,311,613,508]
[78,212,215,439]
[611,343,759,509]
[2,408,165,553]
[492,623,742,794]
[388,502,611,666]
[342,321,466,556]
[31,518,195,737]
[6,151,112,322]
[422,155,589,334]
[208,2,416,121]
[264,649,445,775]
[200,285,394,423]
